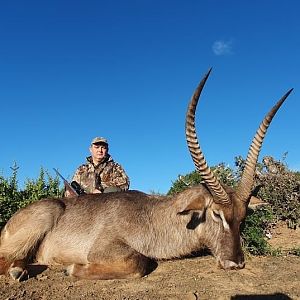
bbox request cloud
[212,39,233,56]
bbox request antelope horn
[236,88,293,203]
[185,69,231,204]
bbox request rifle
[53,168,79,197]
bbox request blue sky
[0,0,299,194]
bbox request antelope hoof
[219,259,245,270]
[9,267,29,282]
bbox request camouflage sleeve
[71,166,96,194]
[105,163,130,191]
[71,168,82,185]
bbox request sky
[0,0,299,194]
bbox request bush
[241,207,274,255]
[167,170,202,195]
[235,154,300,229]
[236,154,300,229]
[256,158,300,229]
[167,163,236,196]
[0,165,63,228]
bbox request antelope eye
[212,211,222,220]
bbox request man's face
[90,143,108,163]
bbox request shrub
[242,155,300,229]
[167,170,202,195]
[0,165,63,228]
[241,207,274,255]
[235,154,300,229]
[0,165,23,228]
[20,168,62,208]
[167,163,236,196]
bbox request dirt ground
[0,224,299,300]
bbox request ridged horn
[185,69,231,204]
[236,88,293,203]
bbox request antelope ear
[179,196,206,213]
[175,192,209,214]
[248,196,268,210]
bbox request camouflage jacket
[69,155,130,194]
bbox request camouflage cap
[91,137,108,145]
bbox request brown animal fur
[0,188,244,280]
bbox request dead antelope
[0,69,293,281]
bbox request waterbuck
[0,69,293,281]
